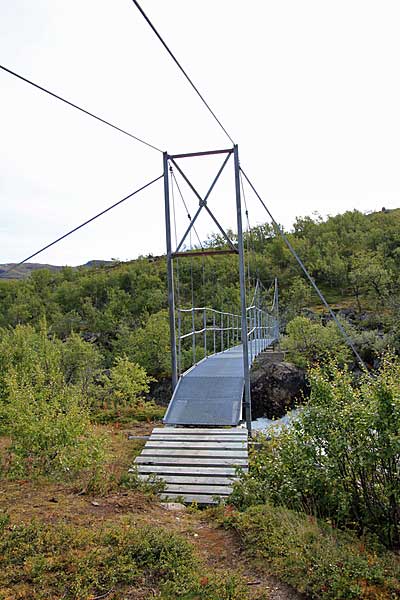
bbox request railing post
[213,312,216,355]
[192,308,196,364]
[164,152,178,390]
[221,313,224,352]
[234,145,252,435]
[262,311,266,349]
[253,306,256,359]
[275,277,280,341]
[203,308,207,358]
[177,309,182,376]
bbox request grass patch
[213,504,400,599]
[91,401,165,425]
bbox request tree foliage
[231,356,400,549]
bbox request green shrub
[0,518,251,599]
[60,332,102,391]
[3,368,106,480]
[0,323,63,404]
[93,355,154,411]
[113,309,171,377]
[281,316,351,368]
[92,400,164,424]
[232,356,400,548]
[221,504,400,600]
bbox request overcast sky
[1,1,399,266]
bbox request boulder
[149,377,172,406]
[250,355,308,419]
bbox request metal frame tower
[163,145,252,432]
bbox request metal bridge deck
[163,338,275,426]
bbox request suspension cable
[170,168,182,308]
[1,174,163,278]
[131,0,235,146]
[239,170,254,296]
[0,63,163,153]
[239,168,368,372]
[170,169,183,374]
[170,169,203,249]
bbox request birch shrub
[0,325,106,480]
[232,356,400,549]
[3,368,106,480]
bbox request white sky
[1,0,399,266]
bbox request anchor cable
[0,63,163,153]
[1,174,163,278]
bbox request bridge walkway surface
[134,338,276,504]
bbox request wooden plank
[152,428,247,436]
[135,456,247,466]
[159,493,221,504]
[150,435,247,442]
[145,441,247,450]
[139,474,235,485]
[164,484,233,495]
[141,449,247,458]
[135,465,245,476]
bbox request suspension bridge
[1,2,365,505]
[133,146,281,504]
[134,281,279,504]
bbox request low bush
[93,355,154,410]
[2,369,106,481]
[216,504,400,600]
[91,400,165,425]
[0,515,251,600]
[281,316,351,368]
[231,356,400,549]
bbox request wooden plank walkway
[134,426,248,504]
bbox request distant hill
[0,260,115,280]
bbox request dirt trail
[0,425,302,599]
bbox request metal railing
[176,279,279,376]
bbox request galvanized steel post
[275,277,280,341]
[234,145,252,435]
[177,308,182,376]
[192,308,196,363]
[203,308,207,358]
[164,152,178,390]
[213,312,216,354]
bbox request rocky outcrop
[250,353,309,419]
[149,377,172,406]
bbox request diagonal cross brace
[170,152,236,253]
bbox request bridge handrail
[178,306,241,318]
[175,280,279,376]
[180,324,240,340]
[178,305,274,318]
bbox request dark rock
[81,331,98,343]
[148,377,172,406]
[301,308,319,320]
[250,356,309,420]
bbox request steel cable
[1,175,163,278]
[239,168,368,372]
[0,63,163,153]
[131,0,235,146]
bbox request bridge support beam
[164,152,178,390]
[233,145,252,436]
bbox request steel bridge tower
[163,145,252,432]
